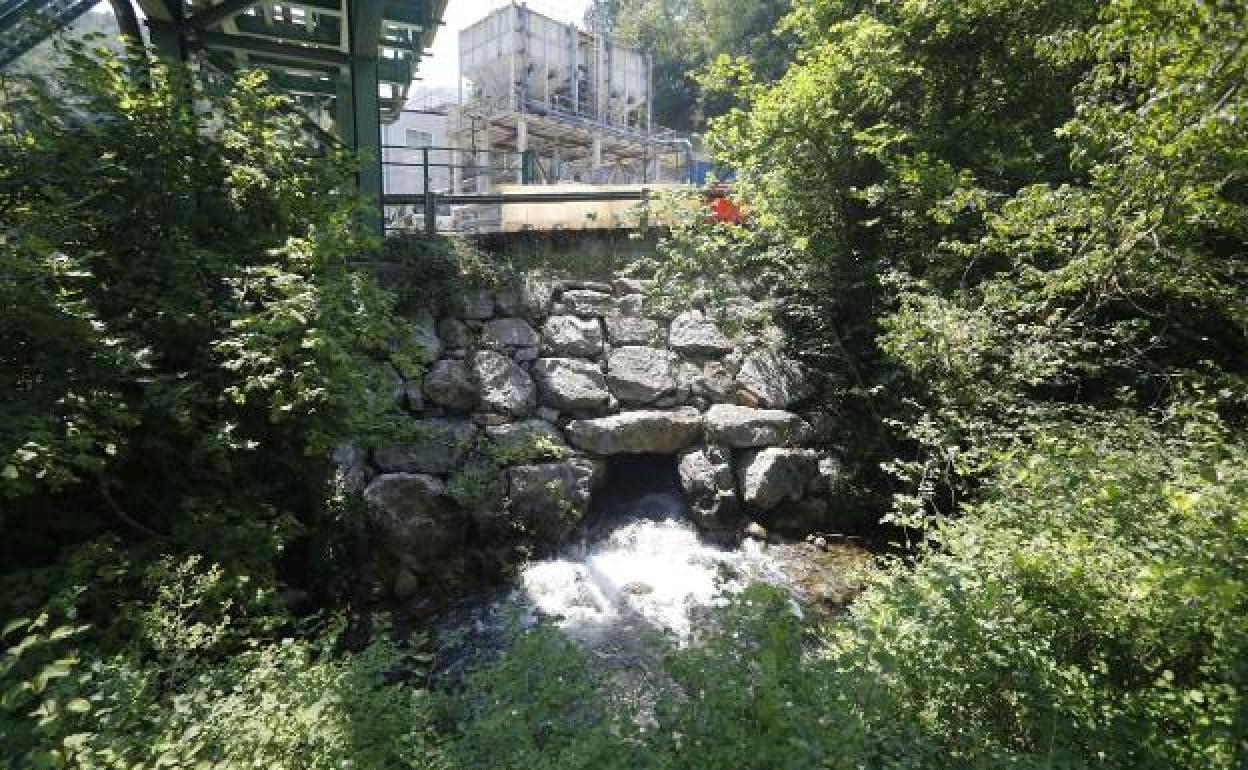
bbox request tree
[0,41,413,596]
[592,0,795,131]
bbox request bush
[1,549,444,770]
[0,37,413,602]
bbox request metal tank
[459,1,652,133]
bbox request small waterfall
[520,510,784,641]
[431,453,866,683]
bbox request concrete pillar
[477,122,492,193]
[591,134,602,169]
[516,118,528,183]
[551,146,561,183]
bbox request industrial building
[447,2,691,194]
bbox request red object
[708,194,744,224]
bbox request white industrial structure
[449,1,690,192]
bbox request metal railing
[379,143,704,235]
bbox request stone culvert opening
[586,453,689,532]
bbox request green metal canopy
[1,0,450,229]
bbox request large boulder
[542,315,604,357]
[507,459,603,542]
[437,318,473,349]
[396,309,442,362]
[481,318,540,350]
[484,419,567,465]
[531,358,611,411]
[423,359,478,411]
[735,349,813,408]
[521,274,558,318]
[362,473,464,561]
[704,404,812,447]
[565,408,703,454]
[473,351,536,417]
[736,448,821,511]
[606,346,679,405]
[677,445,742,531]
[766,497,829,535]
[604,313,664,346]
[669,310,734,356]
[374,418,479,474]
[562,289,615,317]
[461,289,494,320]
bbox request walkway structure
[1,0,449,224]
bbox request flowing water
[431,455,870,684]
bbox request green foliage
[599,0,795,130]
[1,555,442,770]
[673,0,1248,523]
[438,625,647,770]
[381,233,512,314]
[835,415,1248,767]
[0,39,411,594]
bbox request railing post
[423,146,436,236]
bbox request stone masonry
[343,275,838,599]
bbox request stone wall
[344,275,839,598]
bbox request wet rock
[735,349,813,408]
[474,350,536,417]
[513,345,539,362]
[482,318,540,350]
[484,419,567,464]
[374,419,479,474]
[604,313,665,347]
[531,358,611,411]
[737,448,822,511]
[565,408,703,454]
[669,310,734,356]
[606,346,679,405]
[462,290,494,320]
[562,289,615,317]
[507,459,603,541]
[704,404,812,447]
[363,473,463,560]
[678,445,742,530]
[437,318,473,349]
[423,359,478,411]
[542,315,604,357]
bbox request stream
[429,455,870,686]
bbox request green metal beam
[234,13,340,46]
[185,0,258,30]
[157,23,351,66]
[349,0,385,234]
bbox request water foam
[518,504,784,642]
